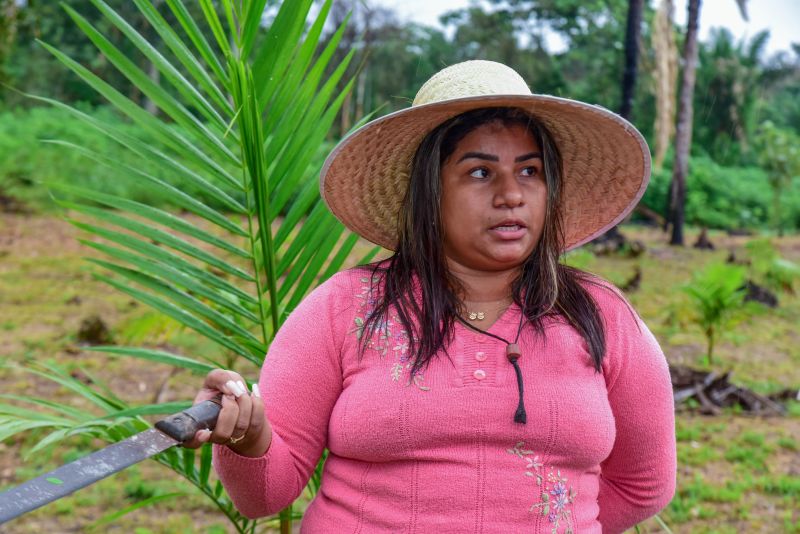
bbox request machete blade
[0,428,178,524]
[0,397,221,525]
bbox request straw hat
[320,60,651,251]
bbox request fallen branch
[669,365,795,416]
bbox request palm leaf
[39,42,240,190]
[62,201,255,282]
[65,2,237,163]
[70,220,257,306]
[88,346,220,373]
[163,0,228,83]
[51,182,250,259]
[7,0,363,530]
[133,0,233,118]
[89,492,188,530]
[81,240,260,323]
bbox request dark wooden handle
[154,396,222,443]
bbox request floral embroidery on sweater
[353,276,430,391]
[507,441,577,534]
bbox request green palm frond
[4,0,367,530]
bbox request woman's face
[440,122,548,272]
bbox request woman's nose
[493,171,524,208]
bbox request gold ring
[228,433,246,445]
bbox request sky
[376,0,799,57]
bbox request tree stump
[693,227,715,250]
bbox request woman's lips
[488,222,527,240]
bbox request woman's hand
[183,369,272,458]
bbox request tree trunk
[619,0,643,119]
[652,0,678,170]
[594,0,643,245]
[668,0,702,246]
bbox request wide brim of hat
[320,94,651,252]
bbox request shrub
[744,238,800,293]
[0,105,332,215]
[641,154,800,232]
[682,262,747,365]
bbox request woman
[188,61,676,533]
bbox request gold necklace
[463,298,513,321]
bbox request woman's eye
[521,166,539,177]
[469,167,489,179]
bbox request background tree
[755,44,800,135]
[667,0,703,246]
[619,0,644,119]
[484,0,634,108]
[0,0,20,91]
[651,0,678,170]
[693,29,791,165]
[595,0,644,246]
[667,0,749,245]
[2,0,798,235]
[0,0,222,108]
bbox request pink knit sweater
[213,268,676,533]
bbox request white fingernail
[237,381,246,395]
[225,380,242,397]
[251,383,261,398]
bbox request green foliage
[560,247,595,270]
[0,0,377,531]
[681,262,747,365]
[692,29,790,166]
[725,430,773,472]
[641,154,800,231]
[755,121,800,235]
[744,238,800,293]
[0,106,231,211]
[445,0,632,110]
[760,475,800,497]
[4,0,799,236]
[1,0,224,108]
[667,474,724,523]
[327,0,652,137]
[0,360,249,528]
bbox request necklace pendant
[468,312,478,320]
[476,312,485,320]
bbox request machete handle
[155,395,222,443]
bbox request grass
[1,218,798,533]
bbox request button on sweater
[213,268,677,533]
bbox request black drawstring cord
[508,357,527,424]
[456,311,527,424]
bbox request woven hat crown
[412,60,532,107]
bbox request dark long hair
[359,107,607,375]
